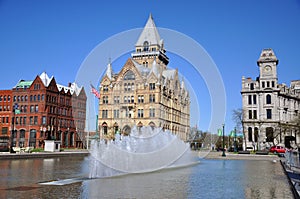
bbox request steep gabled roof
[147,59,162,79]
[131,59,150,76]
[162,69,176,79]
[39,72,54,87]
[57,82,83,96]
[136,14,161,47]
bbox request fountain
[89,126,199,178]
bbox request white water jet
[89,126,199,178]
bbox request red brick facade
[0,73,86,151]
[0,90,13,151]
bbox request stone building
[241,49,300,150]
[98,14,190,141]
[0,72,87,150]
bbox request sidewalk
[281,159,300,199]
[0,149,89,160]
[204,151,281,161]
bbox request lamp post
[234,127,237,152]
[222,123,226,157]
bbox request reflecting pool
[0,155,293,198]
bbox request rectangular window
[103,96,108,104]
[253,110,257,119]
[248,110,252,119]
[248,95,252,105]
[102,110,108,118]
[138,95,144,103]
[35,105,38,112]
[253,95,257,104]
[138,109,144,118]
[149,108,155,117]
[103,85,108,92]
[149,83,155,90]
[114,96,120,104]
[23,117,26,125]
[30,105,34,113]
[266,109,272,119]
[2,127,8,135]
[149,94,155,103]
[114,110,119,118]
[34,116,38,125]
[42,116,46,125]
[30,116,33,125]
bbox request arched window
[124,70,135,80]
[266,94,271,104]
[143,41,149,52]
[248,127,253,142]
[102,122,108,135]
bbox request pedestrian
[286,146,294,167]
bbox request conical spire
[149,57,161,78]
[135,13,161,47]
[106,58,113,80]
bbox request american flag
[90,84,100,99]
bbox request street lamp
[222,123,226,157]
[234,127,237,152]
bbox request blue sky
[0,0,299,134]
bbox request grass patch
[31,148,44,153]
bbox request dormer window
[143,41,149,52]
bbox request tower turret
[131,14,169,68]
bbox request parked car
[269,146,286,153]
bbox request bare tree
[232,108,246,150]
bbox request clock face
[264,65,272,73]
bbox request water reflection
[0,156,294,199]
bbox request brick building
[0,90,12,151]
[0,72,87,151]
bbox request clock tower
[257,48,279,84]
